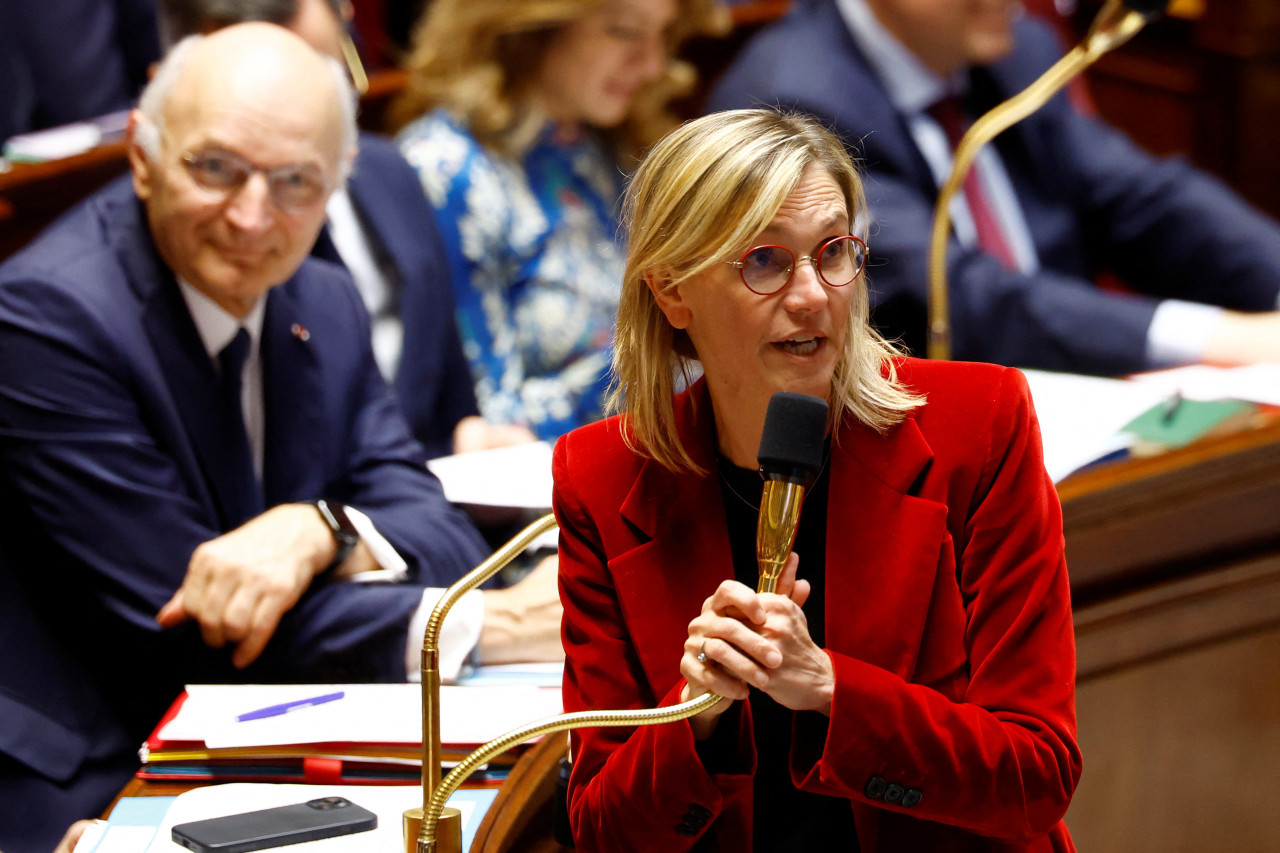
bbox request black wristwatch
[307,499,359,575]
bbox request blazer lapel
[610,385,735,698]
[824,415,949,680]
[118,200,240,530]
[259,281,325,503]
[601,379,951,693]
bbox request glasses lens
[270,166,328,210]
[185,151,249,191]
[816,236,866,287]
[738,246,793,294]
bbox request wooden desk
[1062,418,1280,852]
[108,731,570,853]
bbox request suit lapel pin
[291,323,311,342]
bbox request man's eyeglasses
[181,150,331,212]
[728,235,868,295]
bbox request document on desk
[1020,369,1170,482]
[1128,363,1280,407]
[427,441,554,509]
[158,683,564,750]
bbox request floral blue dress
[398,109,624,440]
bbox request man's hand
[478,554,564,664]
[452,415,538,454]
[157,504,349,668]
[1204,311,1280,365]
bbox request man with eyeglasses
[0,25,496,851]
[156,0,538,459]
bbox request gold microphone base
[403,806,462,853]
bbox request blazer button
[864,775,888,800]
[688,804,712,824]
[884,783,905,804]
[902,788,923,808]
[675,823,699,837]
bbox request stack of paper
[140,683,563,785]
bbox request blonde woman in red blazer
[552,109,1080,852]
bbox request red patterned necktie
[927,95,1018,270]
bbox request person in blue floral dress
[394,0,726,441]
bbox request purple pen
[236,690,345,722]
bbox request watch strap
[307,499,359,575]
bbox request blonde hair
[390,0,727,159]
[611,109,924,473]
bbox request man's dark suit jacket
[0,178,489,853]
[708,0,1280,375]
[333,133,480,458]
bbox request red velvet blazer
[553,358,1080,852]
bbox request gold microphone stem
[757,480,806,593]
[406,513,560,853]
[927,0,1156,361]
[420,692,724,852]
[410,488,806,851]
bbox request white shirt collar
[835,0,965,114]
[176,280,268,360]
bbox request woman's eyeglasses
[727,235,868,295]
[181,149,331,212]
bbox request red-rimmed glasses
[727,235,868,295]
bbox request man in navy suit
[156,0,538,457]
[708,0,1280,375]
[0,26,493,852]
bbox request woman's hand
[679,553,833,738]
[755,592,835,715]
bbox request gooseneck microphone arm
[926,0,1172,361]
[405,393,830,853]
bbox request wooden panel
[1059,419,1280,602]
[1066,556,1280,851]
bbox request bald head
[126,23,358,319]
[137,23,356,181]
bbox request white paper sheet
[156,683,563,750]
[427,441,554,509]
[1128,363,1280,407]
[1020,369,1170,482]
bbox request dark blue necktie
[218,328,264,527]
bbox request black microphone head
[757,392,828,485]
[1124,0,1170,13]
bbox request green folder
[1121,396,1255,451]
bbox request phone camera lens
[307,797,348,810]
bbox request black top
[709,452,858,852]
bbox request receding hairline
[157,25,349,158]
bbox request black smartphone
[171,796,377,853]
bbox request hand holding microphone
[680,393,836,734]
